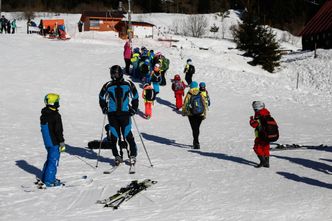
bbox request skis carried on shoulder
[97,179,157,209]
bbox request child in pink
[171,74,187,110]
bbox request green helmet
[44,93,60,108]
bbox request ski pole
[132,116,153,167]
[96,114,107,168]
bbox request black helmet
[110,65,123,81]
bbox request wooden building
[80,11,125,32]
[299,0,332,50]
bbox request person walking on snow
[150,63,162,95]
[40,93,66,187]
[142,83,156,119]
[249,101,271,168]
[199,82,210,107]
[182,81,207,149]
[171,74,186,110]
[183,58,195,85]
[99,65,139,166]
[123,41,132,75]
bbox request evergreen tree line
[2,0,326,34]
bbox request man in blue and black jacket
[99,65,139,166]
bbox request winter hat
[174,74,181,81]
[190,81,198,89]
[154,63,160,72]
[187,58,193,65]
[252,101,265,112]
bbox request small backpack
[174,81,185,91]
[259,115,279,142]
[144,88,156,101]
[189,92,205,115]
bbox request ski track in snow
[0,12,331,221]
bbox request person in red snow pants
[171,74,186,110]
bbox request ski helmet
[174,74,181,81]
[154,63,160,72]
[252,101,265,112]
[44,93,60,108]
[190,81,198,89]
[199,82,206,88]
[144,59,150,65]
[110,65,123,81]
[133,47,140,53]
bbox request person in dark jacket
[40,93,65,187]
[183,58,195,85]
[99,65,139,166]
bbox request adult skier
[99,65,139,166]
[183,58,195,85]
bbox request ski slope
[0,12,331,221]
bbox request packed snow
[0,11,331,221]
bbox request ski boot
[115,156,123,166]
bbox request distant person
[78,20,83,32]
[123,41,132,75]
[249,101,271,168]
[6,19,11,34]
[40,93,66,187]
[150,63,162,95]
[0,15,7,34]
[142,83,156,119]
[171,74,186,110]
[11,19,17,34]
[182,81,207,149]
[183,58,195,85]
[199,82,210,107]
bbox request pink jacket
[123,41,132,59]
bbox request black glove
[129,107,137,116]
[102,107,108,114]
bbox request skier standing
[171,74,186,110]
[150,63,162,95]
[99,65,139,165]
[183,58,195,85]
[249,101,271,168]
[40,93,65,187]
[182,81,207,149]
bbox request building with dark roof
[299,0,332,50]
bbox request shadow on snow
[188,150,257,167]
[276,172,332,189]
[141,132,192,149]
[15,160,42,179]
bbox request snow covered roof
[80,11,125,21]
[299,0,332,36]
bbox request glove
[59,142,66,153]
[102,107,108,115]
[129,107,137,116]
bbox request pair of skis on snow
[96,179,157,209]
[270,143,329,151]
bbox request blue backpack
[189,92,204,115]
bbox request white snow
[0,11,331,221]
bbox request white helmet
[252,101,265,112]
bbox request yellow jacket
[182,88,207,117]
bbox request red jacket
[250,108,271,137]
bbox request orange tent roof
[41,19,65,29]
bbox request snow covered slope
[0,12,331,221]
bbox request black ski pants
[188,115,204,145]
[107,114,137,158]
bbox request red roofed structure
[299,0,332,50]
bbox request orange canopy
[41,19,65,30]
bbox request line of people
[0,15,17,34]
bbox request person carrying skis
[150,63,162,95]
[183,58,195,85]
[182,81,207,149]
[171,74,186,110]
[199,82,210,107]
[249,101,271,168]
[40,93,65,187]
[99,65,139,166]
[142,83,156,119]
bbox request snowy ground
[0,12,331,221]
